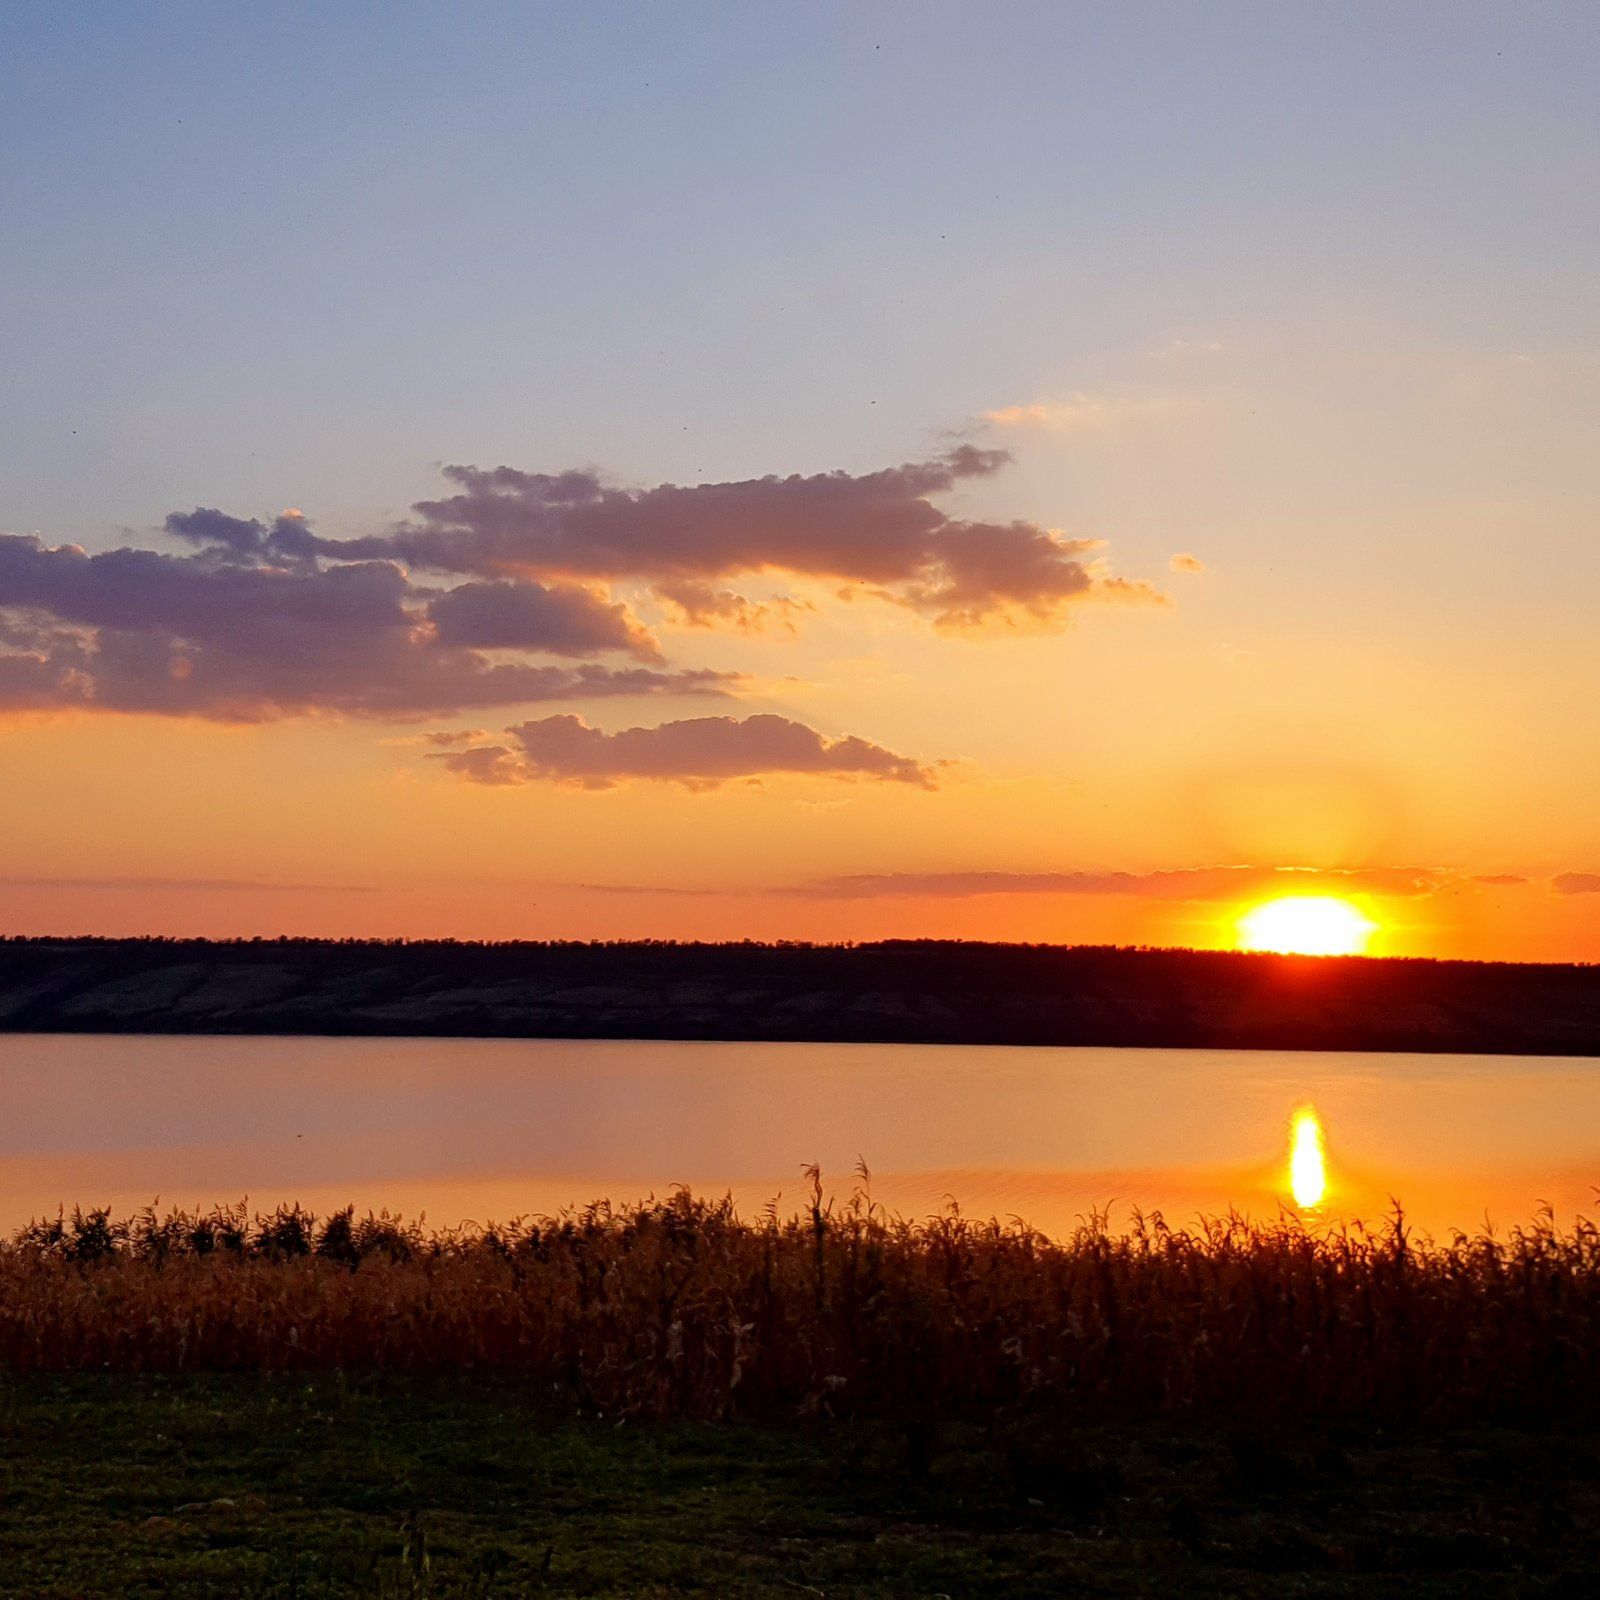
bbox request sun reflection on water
[1288,1104,1328,1209]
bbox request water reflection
[1288,1104,1328,1209]
[0,1034,1595,1239]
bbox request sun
[1237,895,1377,956]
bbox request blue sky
[5,2,1597,534]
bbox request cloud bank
[582,864,1550,904]
[1,447,1156,731]
[793,866,1449,901]
[301,446,1159,630]
[0,530,727,721]
[437,713,935,791]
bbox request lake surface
[1,1034,1596,1239]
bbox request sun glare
[1237,894,1376,956]
[1288,1104,1328,1209]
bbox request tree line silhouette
[0,937,1594,1054]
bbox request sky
[2,2,1597,960]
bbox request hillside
[1,937,1596,1055]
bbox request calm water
[1,1034,1596,1239]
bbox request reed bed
[3,1173,1598,1427]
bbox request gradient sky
[2,3,1597,959]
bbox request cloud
[1170,552,1206,574]
[1474,873,1528,886]
[427,578,661,660]
[302,446,1157,629]
[1552,873,1600,895]
[566,863,1477,903]
[438,713,936,790]
[982,395,1179,432]
[0,530,723,720]
[0,874,376,892]
[652,579,812,635]
[3,441,1162,725]
[792,866,1450,901]
[432,745,528,786]
[165,506,321,566]
[390,727,492,748]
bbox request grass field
[2,1374,1598,1597]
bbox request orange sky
[3,16,1599,963]
[1,490,1595,964]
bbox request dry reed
[3,1172,1597,1427]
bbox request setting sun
[1238,895,1377,956]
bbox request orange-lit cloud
[982,395,1179,431]
[652,579,812,635]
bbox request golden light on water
[1238,894,1377,956]
[1288,1104,1328,1209]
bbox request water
[1,1034,1596,1239]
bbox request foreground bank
[7,1193,1599,1595]
[2,1375,1596,1597]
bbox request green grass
[1,1376,1597,1597]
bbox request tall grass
[3,1173,1598,1427]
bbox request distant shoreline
[3,937,1596,1057]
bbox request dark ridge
[1,936,1595,1054]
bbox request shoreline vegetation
[3,936,1599,1055]
[5,1183,1598,1429]
[6,1187,1600,1593]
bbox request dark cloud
[1552,873,1600,895]
[165,507,321,566]
[793,866,1449,901]
[308,447,1157,629]
[434,745,528,786]
[0,531,721,721]
[164,507,269,557]
[438,713,935,790]
[1474,873,1528,886]
[428,579,661,660]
